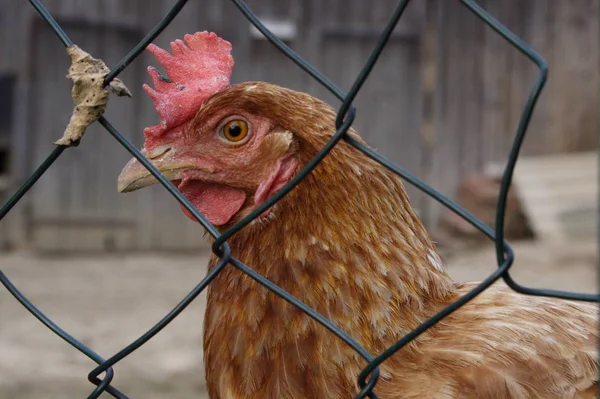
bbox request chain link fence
[0,0,598,398]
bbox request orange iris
[222,120,249,142]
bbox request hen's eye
[222,120,249,142]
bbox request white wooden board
[485,152,597,242]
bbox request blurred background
[0,0,597,398]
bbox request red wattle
[177,179,246,226]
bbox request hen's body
[115,41,597,397]
[200,84,598,399]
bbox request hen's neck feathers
[204,82,456,342]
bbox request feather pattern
[192,82,598,398]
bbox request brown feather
[199,82,598,398]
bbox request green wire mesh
[0,1,597,398]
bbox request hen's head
[118,32,336,228]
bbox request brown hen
[117,32,598,399]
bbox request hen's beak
[117,146,194,193]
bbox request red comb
[143,31,234,139]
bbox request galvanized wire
[0,0,597,398]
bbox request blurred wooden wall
[0,0,596,252]
[421,0,598,226]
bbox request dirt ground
[0,239,596,399]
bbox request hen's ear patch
[262,131,294,153]
[256,131,295,162]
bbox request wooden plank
[0,75,16,249]
[486,152,597,176]
[28,20,74,250]
[492,151,597,242]
[519,186,596,202]
[480,0,512,164]
[417,0,437,226]
[425,1,470,226]
[100,24,145,249]
[522,200,596,218]
[33,225,135,252]
[510,170,596,183]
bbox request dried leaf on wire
[55,45,132,147]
